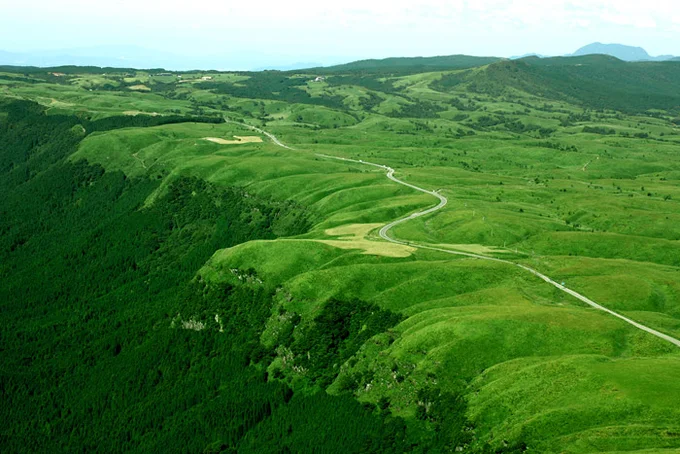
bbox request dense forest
[0,101,477,452]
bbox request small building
[313,76,326,82]
[201,76,213,81]
[51,72,66,77]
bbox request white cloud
[2,0,678,30]
[0,0,677,58]
[601,12,657,28]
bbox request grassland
[2,56,680,452]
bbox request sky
[1,0,678,68]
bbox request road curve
[236,126,680,348]
[224,118,293,150]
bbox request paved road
[237,127,680,348]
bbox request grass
[468,355,680,452]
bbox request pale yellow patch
[128,84,151,92]
[202,136,263,145]
[35,97,75,108]
[316,223,415,258]
[49,98,75,107]
[123,110,159,116]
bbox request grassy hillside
[2,56,680,453]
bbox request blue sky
[1,0,678,67]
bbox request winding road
[242,124,680,348]
[224,118,292,149]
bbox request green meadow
[2,56,680,452]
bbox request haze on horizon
[1,0,679,70]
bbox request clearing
[202,136,263,145]
[315,223,415,258]
[127,84,151,92]
[123,110,159,116]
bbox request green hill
[434,55,680,113]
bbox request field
[1,57,680,452]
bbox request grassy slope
[3,60,680,451]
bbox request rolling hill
[433,55,680,113]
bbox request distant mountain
[311,55,502,75]
[254,62,326,71]
[570,43,677,62]
[0,46,344,71]
[0,46,184,69]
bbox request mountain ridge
[1,43,676,73]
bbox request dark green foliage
[386,101,446,119]
[0,99,83,185]
[473,57,680,114]
[431,70,474,92]
[535,141,578,152]
[505,120,541,134]
[288,299,403,388]
[583,126,616,135]
[415,387,474,450]
[238,392,413,453]
[197,73,345,109]
[326,75,396,94]
[473,115,504,128]
[0,74,41,84]
[0,162,306,451]
[85,113,223,132]
[494,442,529,453]
[359,92,384,111]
